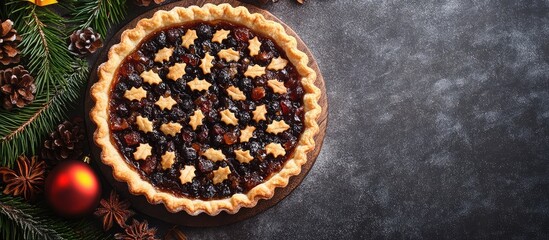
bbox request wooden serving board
[84,0,328,227]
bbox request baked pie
[91,4,321,215]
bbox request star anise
[115,219,159,240]
[94,190,135,231]
[0,155,46,201]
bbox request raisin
[181,130,196,143]
[127,73,142,87]
[196,24,213,39]
[140,156,157,175]
[197,158,214,173]
[223,131,238,145]
[116,104,129,117]
[110,117,129,131]
[183,147,197,161]
[233,28,250,42]
[123,132,141,146]
[167,29,181,44]
[256,51,273,63]
[155,31,167,46]
[251,87,266,101]
[280,99,292,115]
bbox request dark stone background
[94,0,549,239]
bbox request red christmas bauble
[45,160,101,217]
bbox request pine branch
[9,2,73,94]
[0,59,88,168]
[72,0,127,37]
[0,194,110,240]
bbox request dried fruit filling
[108,21,305,200]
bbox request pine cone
[134,0,165,7]
[41,118,86,166]
[68,27,103,56]
[0,19,22,65]
[0,65,36,110]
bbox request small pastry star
[267,57,288,71]
[212,29,230,43]
[200,53,215,74]
[244,64,266,78]
[266,120,290,134]
[161,151,176,170]
[187,78,212,92]
[248,37,261,56]
[154,47,173,63]
[234,149,254,163]
[202,148,226,162]
[212,166,231,184]
[265,143,286,158]
[141,69,162,85]
[124,87,147,101]
[160,122,183,137]
[252,105,267,122]
[220,109,238,126]
[239,126,256,142]
[155,96,177,110]
[136,115,154,133]
[133,143,152,161]
[179,165,196,184]
[167,63,186,81]
[189,109,205,130]
[226,86,246,101]
[181,29,198,49]
[267,79,287,94]
[218,49,240,62]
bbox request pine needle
[0,194,110,240]
[10,3,73,94]
[72,0,127,37]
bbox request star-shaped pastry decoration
[226,86,246,101]
[189,109,205,130]
[244,64,266,78]
[154,47,173,63]
[267,57,288,71]
[248,37,261,56]
[124,87,147,101]
[212,166,231,184]
[155,95,177,110]
[161,151,176,170]
[160,122,182,137]
[267,79,287,94]
[266,120,290,134]
[140,69,162,85]
[252,104,267,122]
[136,115,154,133]
[181,29,198,49]
[218,49,240,62]
[234,149,254,163]
[265,143,286,158]
[167,63,186,81]
[212,29,230,43]
[220,109,238,126]
[133,143,152,161]
[202,148,226,162]
[187,78,212,92]
[179,165,196,184]
[200,53,214,74]
[239,126,256,142]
